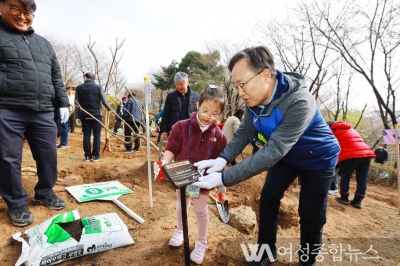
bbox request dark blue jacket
[160,86,199,134]
[220,71,340,186]
[75,80,109,118]
[123,97,144,122]
[155,108,164,126]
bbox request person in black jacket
[75,72,111,162]
[160,72,199,141]
[374,143,388,164]
[122,93,144,152]
[0,0,69,227]
[113,96,127,134]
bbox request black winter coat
[0,16,68,111]
[160,86,199,134]
[75,80,109,118]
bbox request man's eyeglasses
[9,7,34,19]
[232,69,265,93]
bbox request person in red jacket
[327,121,376,209]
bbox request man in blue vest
[194,46,340,266]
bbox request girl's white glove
[153,160,168,180]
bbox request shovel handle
[209,194,218,202]
[158,142,162,159]
[109,196,145,224]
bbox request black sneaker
[33,194,66,210]
[247,250,277,265]
[350,200,362,209]
[123,149,133,153]
[133,148,140,152]
[92,155,103,161]
[8,205,35,227]
[335,197,349,206]
[85,156,92,161]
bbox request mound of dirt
[0,132,398,266]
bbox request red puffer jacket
[330,122,375,163]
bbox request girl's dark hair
[198,85,225,114]
[228,46,277,79]
[0,0,37,13]
[234,108,245,119]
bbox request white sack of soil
[13,210,134,266]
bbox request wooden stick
[21,167,37,173]
[75,101,161,152]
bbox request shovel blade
[216,200,230,223]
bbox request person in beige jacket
[222,108,244,165]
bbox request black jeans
[81,115,102,157]
[339,158,371,195]
[114,119,122,133]
[329,166,340,190]
[68,112,75,133]
[124,120,140,150]
[0,109,58,208]
[258,162,334,264]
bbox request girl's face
[198,99,221,125]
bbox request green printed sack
[13,210,134,266]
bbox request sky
[33,0,287,84]
[31,0,378,110]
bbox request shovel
[98,195,145,224]
[209,192,230,223]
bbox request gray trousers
[0,109,58,208]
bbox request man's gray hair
[174,72,189,83]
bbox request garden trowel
[209,192,229,223]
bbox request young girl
[154,85,227,264]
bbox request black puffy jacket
[75,80,110,118]
[0,16,68,111]
[160,86,199,134]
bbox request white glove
[153,160,168,180]
[59,107,69,123]
[194,157,227,174]
[193,172,222,190]
[76,118,82,126]
[216,185,226,195]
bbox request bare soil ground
[0,131,399,266]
